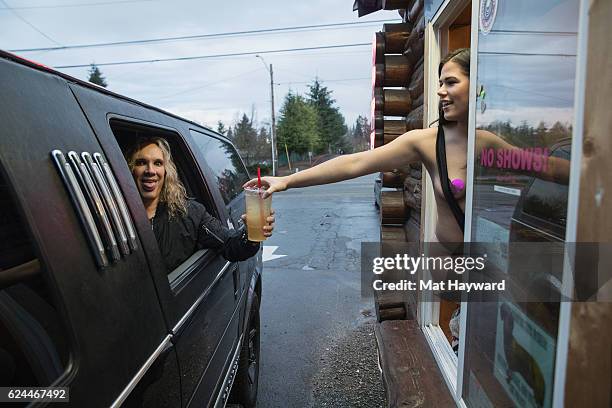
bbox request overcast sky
[0,0,400,130]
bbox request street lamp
[256,54,277,176]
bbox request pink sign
[480,147,549,173]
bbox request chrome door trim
[67,151,121,262]
[51,150,108,267]
[172,261,232,334]
[81,152,129,257]
[110,334,173,408]
[93,152,139,252]
[214,334,243,408]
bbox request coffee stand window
[418,0,583,406]
[465,0,579,407]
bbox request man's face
[131,143,166,205]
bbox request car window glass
[190,130,250,206]
[0,170,70,386]
[521,145,571,226]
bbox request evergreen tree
[232,114,259,166]
[254,126,272,163]
[276,92,320,156]
[535,121,548,146]
[306,79,348,154]
[547,121,571,146]
[216,120,227,135]
[351,115,371,152]
[87,64,107,88]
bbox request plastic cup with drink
[244,167,272,242]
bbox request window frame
[108,117,224,287]
[420,1,474,406]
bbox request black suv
[0,51,262,407]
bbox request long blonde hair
[127,137,188,217]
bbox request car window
[110,120,220,278]
[190,130,250,206]
[0,170,71,386]
[521,144,571,226]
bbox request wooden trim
[375,320,455,408]
[564,1,612,407]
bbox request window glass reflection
[190,131,250,205]
[464,0,578,407]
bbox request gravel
[311,319,387,408]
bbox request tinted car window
[521,144,571,226]
[0,171,70,386]
[190,130,250,205]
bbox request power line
[54,43,371,69]
[0,0,155,10]
[159,67,265,99]
[0,0,63,46]
[276,77,370,85]
[11,19,397,52]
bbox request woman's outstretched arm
[244,129,429,197]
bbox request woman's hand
[241,209,276,237]
[243,177,288,198]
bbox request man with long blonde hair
[128,137,274,271]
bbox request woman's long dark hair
[436,48,470,233]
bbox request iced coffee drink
[245,187,271,242]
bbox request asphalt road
[256,174,386,408]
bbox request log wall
[371,0,425,319]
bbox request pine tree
[216,120,227,135]
[232,114,259,167]
[351,115,371,152]
[255,126,272,163]
[306,79,348,154]
[87,64,107,88]
[276,92,320,157]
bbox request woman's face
[437,60,470,123]
[131,143,166,204]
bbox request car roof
[0,49,231,143]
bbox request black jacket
[152,200,260,272]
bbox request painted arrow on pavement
[262,246,287,262]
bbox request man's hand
[241,209,276,237]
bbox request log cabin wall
[371,0,424,321]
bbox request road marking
[263,246,287,262]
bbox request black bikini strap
[436,125,465,233]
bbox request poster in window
[494,300,555,408]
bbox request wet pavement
[257,174,386,407]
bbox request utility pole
[269,63,277,176]
[256,55,277,176]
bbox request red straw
[257,167,261,188]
